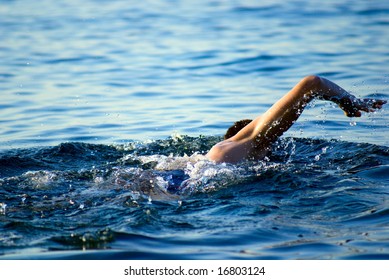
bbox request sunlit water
[1,0,389,259]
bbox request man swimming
[206,75,386,164]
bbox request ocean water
[1,0,389,260]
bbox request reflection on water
[0,0,388,149]
[1,0,389,260]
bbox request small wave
[1,135,389,259]
[1,136,388,198]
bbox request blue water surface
[1,0,389,260]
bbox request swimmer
[206,75,386,163]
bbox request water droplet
[0,203,7,215]
[349,121,357,126]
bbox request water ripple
[1,0,389,260]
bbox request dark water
[1,136,389,259]
[1,0,389,259]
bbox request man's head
[224,119,252,140]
